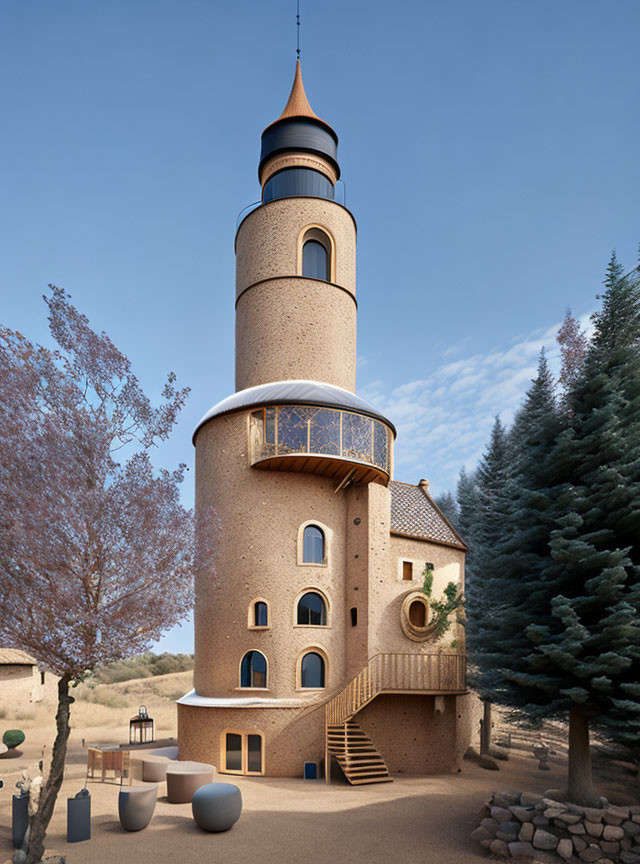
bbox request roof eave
[390,529,468,552]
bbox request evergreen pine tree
[464,419,515,708]
[503,253,640,805]
[434,490,460,532]
[486,352,564,703]
[457,467,479,546]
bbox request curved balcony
[250,405,392,485]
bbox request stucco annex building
[178,63,470,783]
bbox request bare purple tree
[557,308,589,394]
[0,286,209,864]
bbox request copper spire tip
[277,60,321,123]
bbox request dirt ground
[0,677,637,864]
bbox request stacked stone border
[472,790,640,863]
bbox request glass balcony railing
[250,404,391,479]
[235,180,348,233]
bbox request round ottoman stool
[166,762,215,804]
[142,755,172,782]
[192,782,242,832]
[118,784,158,831]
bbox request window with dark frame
[240,650,268,688]
[297,591,327,626]
[302,239,329,281]
[253,601,268,627]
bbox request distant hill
[90,652,194,685]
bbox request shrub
[3,729,25,749]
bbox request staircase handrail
[325,651,466,726]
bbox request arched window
[303,525,325,564]
[297,591,327,626]
[303,240,329,280]
[300,651,325,688]
[240,651,268,688]
[300,226,333,282]
[248,599,269,629]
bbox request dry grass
[0,669,192,742]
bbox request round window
[400,592,437,642]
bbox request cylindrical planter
[12,793,29,849]
[67,792,91,843]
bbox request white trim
[176,690,304,708]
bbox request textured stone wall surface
[235,276,357,391]
[357,693,462,774]
[235,197,356,299]
[178,701,326,777]
[370,533,465,657]
[0,665,40,705]
[472,789,640,863]
[193,412,348,699]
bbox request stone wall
[472,790,640,863]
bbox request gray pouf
[191,782,242,832]
[118,784,158,831]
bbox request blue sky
[1,1,638,653]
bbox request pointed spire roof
[259,61,340,181]
[277,60,321,122]
[263,61,337,139]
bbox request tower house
[178,62,470,783]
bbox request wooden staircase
[327,720,392,785]
[324,652,466,785]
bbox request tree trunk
[26,674,73,864]
[480,700,492,755]
[567,704,599,807]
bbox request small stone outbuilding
[0,648,50,707]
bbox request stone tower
[178,62,469,782]
[236,61,357,393]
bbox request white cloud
[362,311,594,497]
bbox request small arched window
[303,240,329,280]
[303,525,325,564]
[254,601,268,626]
[300,651,325,688]
[300,227,332,282]
[240,651,268,688]
[297,591,327,626]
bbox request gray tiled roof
[389,482,466,549]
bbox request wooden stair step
[326,719,393,786]
[349,776,394,785]
[336,768,392,780]
[337,762,388,772]
[344,757,386,765]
